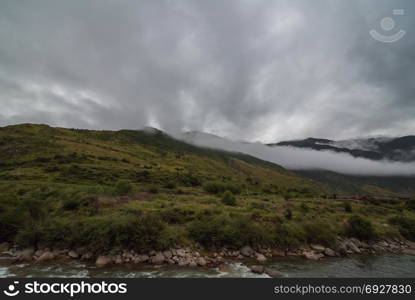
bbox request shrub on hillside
[274,223,306,247]
[405,200,415,212]
[148,186,159,194]
[300,202,310,213]
[187,215,228,248]
[388,216,415,241]
[285,209,293,220]
[163,182,176,189]
[62,199,80,211]
[225,217,273,248]
[40,214,175,252]
[114,180,133,195]
[345,215,376,240]
[188,214,273,248]
[221,191,236,206]
[203,181,241,195]
[160,207,195,224]
[0,208,24,242]
[343,201,352,212]
[302,221,337,246]
[176,173,201,187]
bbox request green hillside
[0,124,414,252]
[296,170,415,197]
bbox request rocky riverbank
[1,237,415,277]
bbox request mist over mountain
[178,131,415,195]
[177,131,415,176]
[270,136,415,162]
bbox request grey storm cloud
[0,0,414,142]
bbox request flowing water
[1,255,414,278]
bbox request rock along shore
[1,237,414,277]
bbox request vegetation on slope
[0,124,414,252]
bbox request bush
[188,214,273,248]
[188,215,228,248]
[203,182,241,195]
[62,199,80,211]
[345,215,376,240]
[0,208,24,242]
[160,207,195,224]
[285,209,293,220]
[225,217,273,248]
[14,223,43,247]
[114,180,133,195]
[41,214,175,252]
[302,221,337,246]
[163,182,176,189]
[405,200,415,212]
[300,203,310,213]
[275,223,306,247]
[388,216,415,241]
[176,173,201,187]
[343,201,352,212]
[221,191,236,206]
[148,186,159,194]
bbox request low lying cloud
[178,132,415,176]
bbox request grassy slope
[0,123,322,194]
[296,170,415,197]
[0,123,414,252]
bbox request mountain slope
[295,170,415,197]
[1,124,414,253]
[0,123,324,198]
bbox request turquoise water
[1,255,414,278]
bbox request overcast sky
[0,0,414,143]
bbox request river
[1,255,414,278]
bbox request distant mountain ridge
[269,136,415,162]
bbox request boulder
[162,250,172,259]
[287,251,302,257]
[140,254,149,262]
[189,261,197,267]
[95,256,112,267]
[81,252,93,260]
[272,249,285,257]
[68,251,79,258]
[178,260,188,266]
[264,267,283,278]
[34,250,44,257]
[0,242,10,252]
[255,253,267,262]
[0,257,15,266]
[249,265,264,274]
[37,251,55,262]
[240,246,255,257]
[350,238,362,247]
[196,257,207,266]
[337,243,348,255]
[346,241,361,253]
[403,249,415,256]
[310,244,325,253]
[114,255,123,264]
[18,247,35,261]
[303,251,323,260]
[150,253,165,265]
[324,248,336,257]
[406,241,415,249]
[176,249,186,257]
